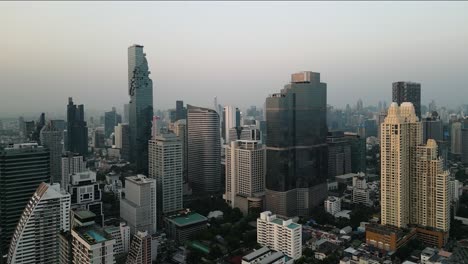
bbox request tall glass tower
[128,45,153,174]
[265,72,328,217]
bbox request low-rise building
[257,211,302,260]
[164,210,208,244]
[241,246,293,264]
[324,196,341,215]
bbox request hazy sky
[1,1,468,117]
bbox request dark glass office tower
[104,107,120,138]
[265,72,328,217]
[187,105,221,194]
[0,143,50,256]
[67,97,88,156]
[392,81,421,119]
[128,45,153,174]
[175,100,187,121]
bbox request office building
[187,105,221,193]
[71,210,115,264]
[222,106,241,144]
[104,107,120,138]
[175,100,187,121]
[265,71,328,217]
[120,175,157,235]
[40,121,63,184]
[149,133,183,217]
[257,211,302,260]
[128,44,154,174]
[114,123,130,161]
[7,183,70,264]
[126,231,153,264]
[364,119,378,138]
[327,132,352,178]
[392,81,422,119]
[51,119,67,133]
[123,103,130,124]
[412,140,450,232]
[67,97,88,156]
[225,140,266,215]
[173,119,187,181]
[451,122,462,155]
[164,210,208,244]
[91,127,105,148]
[380,102,421,228]
[422,112,443,142]
[61,152,86,189]
[0,143,50,255]
[324,196,341,216]
[68,171,104,226]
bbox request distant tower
[104,107,119,138]
[40,121,63,183]
[174,119,188,182]
[187,105,221,194]
[114,123,130,161]
[392,81,422,119]
[67,97,88,156]
[7,183,70,264]
[451,122,462,155]
[128,45,154,174]
[222,106,241,144]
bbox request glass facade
[265,72,328,213]
[128,45,153,174]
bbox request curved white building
[7,183,70,264]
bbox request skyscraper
[392,81,422,119]
[264,71,328,217]
[0,143,50,255]
[7,183,70,264]
[67,97,88,156]
[40,121,63,184]
[380,102,422,228]
[423,112,443,142]
[187,105,221,194]
[149,133,183,217]
[225,140,266,215]
[412,140,450,232]
[175,100,187,121]
[451,121,462,155]
[120,175,157,235]
[222,106,241,144]
[173,119,187,182]
[128,45,154,174]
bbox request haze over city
[1,1,468,117]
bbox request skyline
[1,2,468,117]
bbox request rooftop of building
[166,211,208,227]
[74,225,112,245]
[126,174,154,185]
[269,218,300,230]
[242,246,271,261]
[74,209,96,221]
